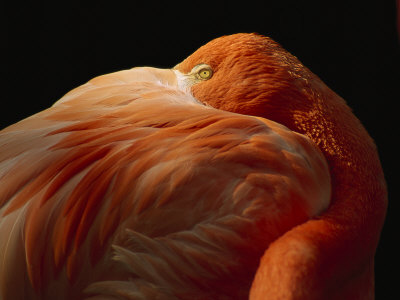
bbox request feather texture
[0,68,330,299]
[0,33,386,300]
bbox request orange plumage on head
[0,33,386,299]
[178,34,387,299]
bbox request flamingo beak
[140,67,179,87]
[138,67,194,95]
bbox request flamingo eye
[191,64,213,80]
[197,68,213,80]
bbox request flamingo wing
[0,68,330,299]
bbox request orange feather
[0,33,386,299]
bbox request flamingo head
[173,33,331,135]
[172,33,366,164]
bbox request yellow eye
[197,68,213,80]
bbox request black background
[4,1,399,298]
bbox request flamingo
[0,33,386,299]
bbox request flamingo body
[0,34,386,299]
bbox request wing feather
[0,68,330,299]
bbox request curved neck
[250,81,387,299]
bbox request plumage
[0,33,386,299]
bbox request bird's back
[0,68,330,299]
